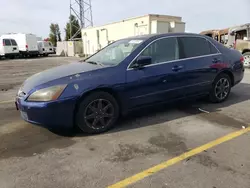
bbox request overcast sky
[0,0,249,39]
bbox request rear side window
[3,39,11,46]
[10,39,17,46]
[178,37,212,59]
[209,42,219,54]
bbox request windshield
[84,39,144,66]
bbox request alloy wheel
[84,99,115,130]
[215,78,230,100]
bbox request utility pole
[69,0,93,40]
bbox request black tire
[209,73,231,103]
[76,91,119,134]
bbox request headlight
[27,85,67,102]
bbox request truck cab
[227,24,250,67]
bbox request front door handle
[172,65,183,72]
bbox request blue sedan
[15,33,245,134]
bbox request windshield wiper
[85,61,98,65]
[85,61,104,66]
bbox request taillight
[3,41,5,46]
[25,44,28,49]
[240,56,244,64]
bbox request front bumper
[15,97,77,129]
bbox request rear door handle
[172,65,183,72]
[212,58,221,63]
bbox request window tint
[140,37,179,64]
[3,39,11,46]
[209,42,218,54]
[178,37,211,58]
[10,39,17,46]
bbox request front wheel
[209,73,231,103]
[76,92,119,134]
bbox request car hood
[22,62,103,93]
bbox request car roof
[122,32,205,41]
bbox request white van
[37,41,54,56]
[0,37,19,59]
[1,33,39,57]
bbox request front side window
[235,29,247,40]
[178,37,211,58]
[3,39,11,46]
[85,39,144,66]
[10,39,17,46]
[138,37,179,65]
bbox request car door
[177,36,222,97]
[125,37,188,109]
[3,39,12,54]
[10,39,18,54]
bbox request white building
[81,14,185,55]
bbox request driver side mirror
[131,56,152,69]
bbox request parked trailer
[1,33,39,57]
[0,36,19,59]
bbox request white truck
[37,41,54,56]
[0,36,19,59]
[1,33,39,57]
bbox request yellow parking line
[108,126,250,188]
[0,100,14,104]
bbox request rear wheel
[243,52,250,67]
[209,73,231,103]
[76,92,119,134]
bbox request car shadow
[52,82,250,137]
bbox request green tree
[49,23,61,46]
[55,24,62,42]
[65,15,81,40]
